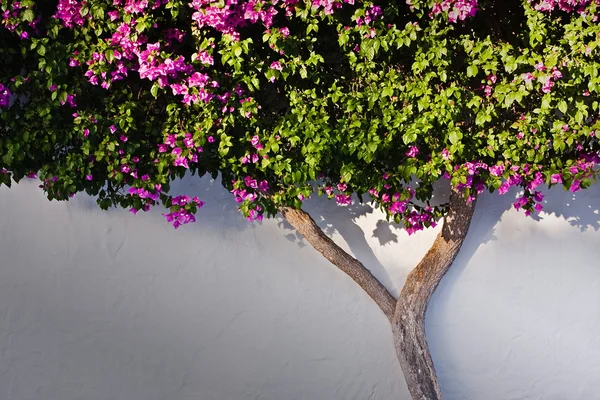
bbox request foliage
[1,0,600,232]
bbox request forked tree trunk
[280,190,475,400]
[392,191,476,400]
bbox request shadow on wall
[145,176,600,302]
[0,178,408,400]
[427,184,600,400]
[31,175,600,400]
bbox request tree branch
[392,190,477,400]
[280,206,396,321]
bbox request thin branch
[280,206,396,321]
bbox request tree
[1,0,599,397]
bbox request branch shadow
[428,183,600,399]
[535,185,600,232]
[277,195,397,295]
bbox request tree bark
[280,206,396,321]
[392,190,476,400]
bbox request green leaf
[467,65,478,77]
[448,130,462,145]
[558,100,568,114]
[402,132,417,144]
[22,9,35,22]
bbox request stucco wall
[0,177,599,399]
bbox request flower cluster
[0,83,10,108]
[190,0,280,40]
[129,185,161,201]
[447,150,600,216]
[54,0,89,28]
[231,176,269,221]
[321,182,353,206]
[529,0,598,13]
[162,195,205,228]
[367,177,438,235]
[157,132,205,169]
[431,0,478,23]
[523,62,564,94]
[356,4,383,26]
[67,9,224,106]
[1,1,40,39]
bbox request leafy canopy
[1,0,599,232]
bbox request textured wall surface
[0,177,599,400]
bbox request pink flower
[279,27,290,37]
[522,72,535,84]
[498,181,510,195]
[534,62,546,72]
[541,76,554,93]
[551,68,562,79]
[109,125,117,134]
[335,194,352,206]
[405,145,419,158]
[259,180,269,192]
[165,134,177,147]
[173,156,189,168]
[244,176,258,188]
[489,165,504,177]
[474,182,486,194]
[198,51,214,65]
[207,136,215,143]
[85,174,93,181]
[570,179,581,193]
[550,174,562,184]
[513,196,528,210]
[270,61,283,71]
[484,85,493,97]
[337,183,347,192]
[183,136,195,148]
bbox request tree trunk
[280,206,396,321]
[392,190,476,400]
[280,190,475,400]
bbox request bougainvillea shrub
[1,0,599,230]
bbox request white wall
[0,177,599,400]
